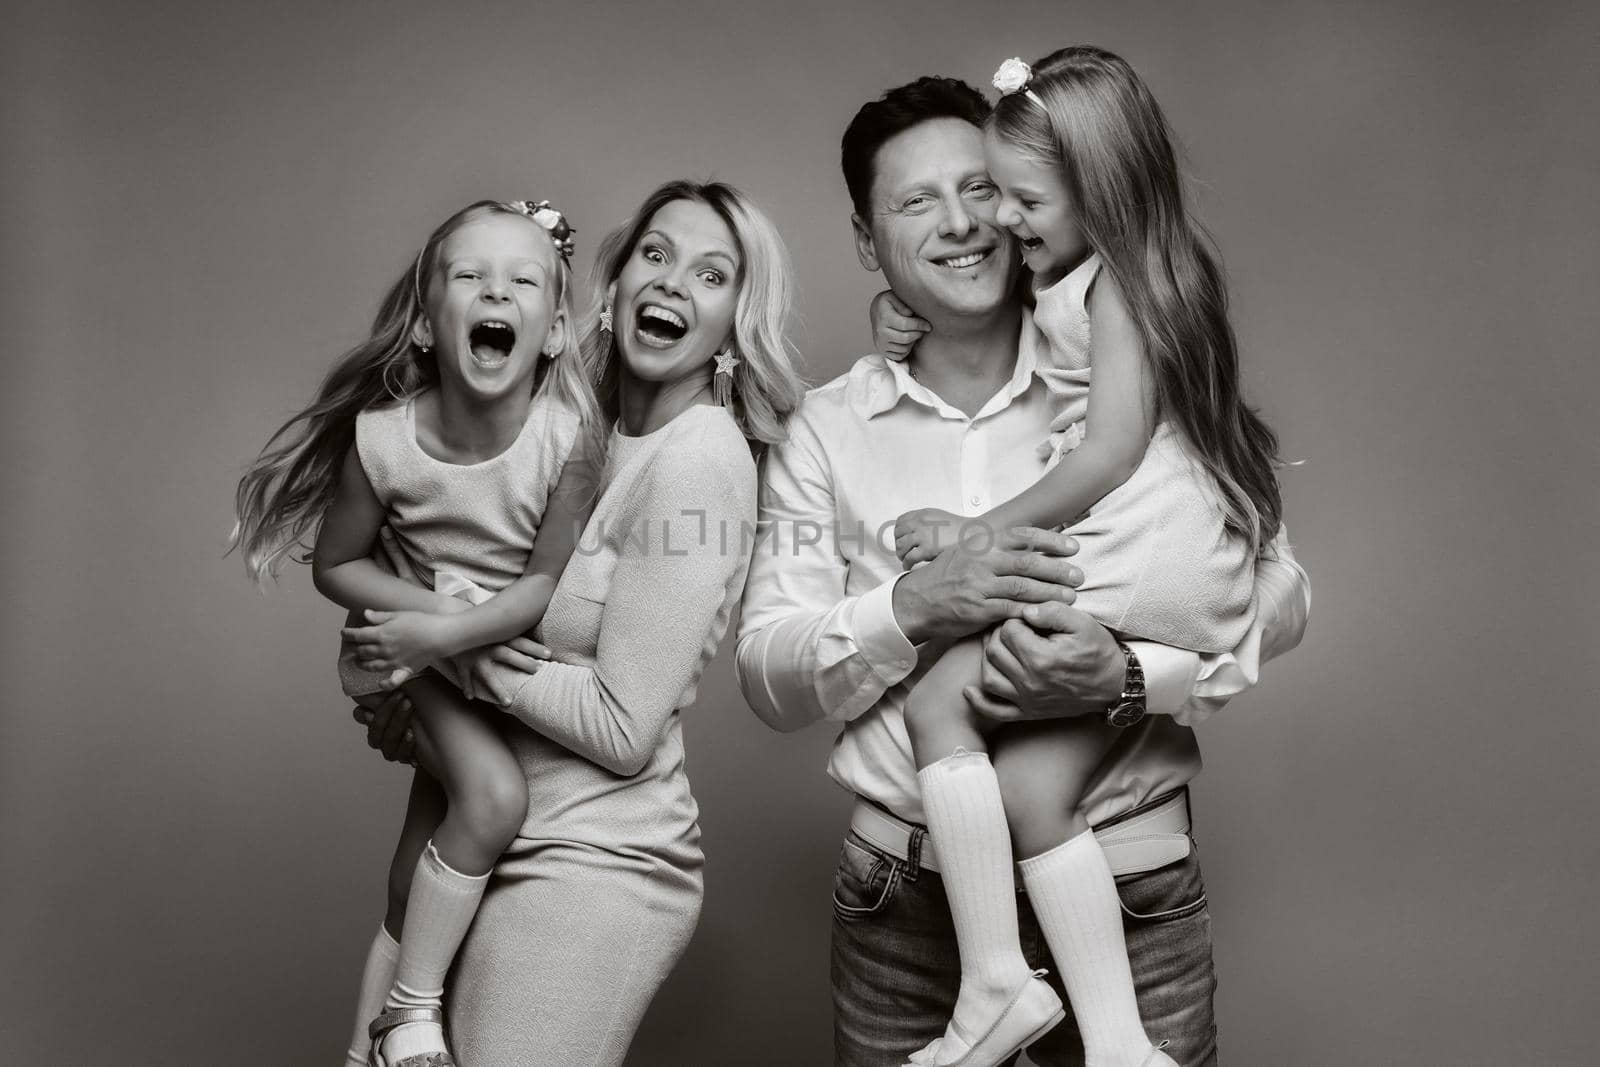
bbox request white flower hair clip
[992,57,1047,109]
[508,199,577,262]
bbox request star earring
[599,304,613,334]
[714,348,741,376]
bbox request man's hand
[963,601,1125,722]
[353,689,418,765]
[891,526,1082,645]
[343,609,454,690]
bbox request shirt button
[970,496,981,506]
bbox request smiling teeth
[640,305,686,329]
[938,252,986,268]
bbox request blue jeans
[830,795,1219,1066]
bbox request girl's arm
[384,448,598,662]
[311,445,466,615]
[984,273,1156,533]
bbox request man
[735,77,1309,1066]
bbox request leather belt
[849,788,1193,879]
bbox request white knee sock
[1020,830,1159,1067]
[919,751,1035,1039]
[344,923,400,1066]
[377,841,489,1062]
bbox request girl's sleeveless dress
[336,389,578,696]
[1028,255,1255,653]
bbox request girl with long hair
[230,199,601,1067]
[870,47,1282,1067]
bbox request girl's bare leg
[344,761,444,1066]
[903,638,1062,1065]
[996,722,1175,1067]
[365,672,530,1063]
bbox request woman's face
[421,212,565,404]
[611,198,741,387]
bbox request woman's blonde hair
[992,46,1283,553]
[581,180,805,451]
[229,200,603,584]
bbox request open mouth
[634,304,688,348]
[1018,236,1045,253]
[933,248,993,270]
[468,320,516,368]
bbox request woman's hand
[894,507,971,568]
[869,289,930,360]
[353,689,417,765]
[456,637,556,706]
[343,608,454,690]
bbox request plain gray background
[3,1,1596,1063]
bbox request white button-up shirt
[735,337,1311,828]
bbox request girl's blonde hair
[581,180,805,451]
[992,46,1283,553]
[229,200,603,584]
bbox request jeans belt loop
[904,826,925,880]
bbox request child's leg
[372,672,529,1064]
[904,639,1062,1065]
[344,765,444,1066]
[994,722,1174,1067]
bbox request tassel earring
[713,348,739,409]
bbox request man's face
[852,118,1019,322]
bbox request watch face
[1107,702,1145,728]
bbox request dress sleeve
[495,433,757,776]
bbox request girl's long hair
[992,46,1282,552]
[229,200,603,583]
[580,180,805,453]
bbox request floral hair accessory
[508,199,576,262]
[992,57,1046,109]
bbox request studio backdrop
[2,1,1596,1064]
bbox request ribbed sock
[1020,830,1161,1067]
[376,841,489,1063]
[919,750,1035,1051]
[344,923,400,1066]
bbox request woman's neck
[617,366,715,437]
[429,381,533,462]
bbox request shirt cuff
[1125,640,1201,718]
[853,572,918,686]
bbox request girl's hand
[456,638,556,706]
[343,609,451,690]
[894,507,968,568]
[869,289,930,360]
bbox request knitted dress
[447,404,758,1066]
[1030,255,1255,653]
[336,389,578,695]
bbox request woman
[355,180,804,1065]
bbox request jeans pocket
[831,834,901,921]
[1116,839,1209,924]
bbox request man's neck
[908,304,1023,418]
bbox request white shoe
[902,970,1066,1067]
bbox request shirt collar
[847,309,1043,421]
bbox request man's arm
[735,407,1087,732]
[969,529,1310,722]
[735,414,918,733]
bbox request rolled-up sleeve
[735,413,916,733]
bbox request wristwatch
[1105,641,1147,728]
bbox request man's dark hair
[840,76,992,218]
